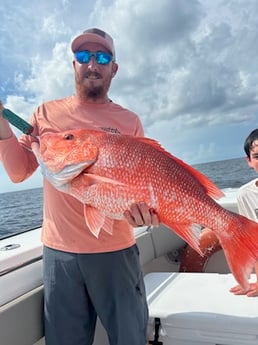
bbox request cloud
[15,43,74,104]
[90,0,258,133]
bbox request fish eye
[64,133,74,140]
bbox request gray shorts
[43,244,148,345]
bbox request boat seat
[145,272,258,345]
[136,224,185,266]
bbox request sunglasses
[74,50,113,65]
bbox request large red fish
[35,129,258,290]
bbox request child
[230,128,258,297]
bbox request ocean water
[0,187,43,239]
[0,157,257,239]
[194,156,257,189]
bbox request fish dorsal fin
[135,137,224,200]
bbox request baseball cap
[71,28,116,61]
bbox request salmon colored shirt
[0,95,144,253]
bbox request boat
[1,187,258,345]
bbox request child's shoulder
[238,178,258,195]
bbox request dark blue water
[0,187,43,239]
[194,157,257,189]
[0,157,257,239]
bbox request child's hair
[244,129,258,158]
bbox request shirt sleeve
[0,132,39,183]
[134,116,144,137]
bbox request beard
[75,70,111,101]
[84,85,104,100]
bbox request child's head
[244,129,258,172]
[244,129,258,158]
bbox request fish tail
[218,214,258,290]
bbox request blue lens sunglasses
[74,50,113,65]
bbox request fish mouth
[43,161,94,188]
[51,160,95,183]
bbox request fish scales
[86,133,224,227]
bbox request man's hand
[124,202,159,228]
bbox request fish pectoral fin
[84,205,106,238]
[83,173,125,186]
[169,222,203,255]
[102,217,114,235]
[83,205,114,237]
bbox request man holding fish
[0,28,158,345]
[2,28,258,345]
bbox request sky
[1,0,258,193]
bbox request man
[0,28,158,344]
[230,128,258,297]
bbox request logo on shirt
[101,127,121,134]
